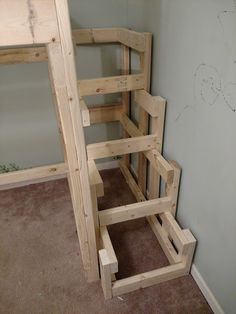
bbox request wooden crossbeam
[100,226,118,273]
[78,74,144,97]
[88,160,104,197]
[99,197,171,226]
[0,47,47,65]
[86,135,157,160]
[73,28,118,44]
[89,103,122,124]
[134,90,165,117]
[0,28,148,65]
[112,262,186,297]
[0,163,68,191]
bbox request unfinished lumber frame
[0,11,196,298]
[0,0,99,282]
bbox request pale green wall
[0,0,128,169]
[127,0,235,313]
[1,1,234,312]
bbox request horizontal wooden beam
[78,74,145,97]
[99,196,171,226]
[87,135,157,160]
[73,28,118,44]
[0,163,68,191]
[112,262,186,297]
[88,160,104,197]
[120,114,174,183]
[0,28,149,65]
[134,90,166,117]
[0,47,47,65]
[100,226,118,273]
[89,103,122,125]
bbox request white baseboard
[191,264,224,314]
[96,160,119,170]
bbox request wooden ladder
[74,28,197,298]
[0,2,197,299]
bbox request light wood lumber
[118,29,147,52]
[73,28,118,44]
[87,135,158,160]
[119,161,146,202]
[182,229,197,272]
[165,160,181,216]
[0,47,47,65]
[149,97,166,199]
[80,98,90,127]
[89,103,122,124]
[99,249,113,300]
[88,160,104,197]
[135,90,165,117]
[138,32,152,194]
[0,0,59,47]
[99,197,171,226]
[120,114,174,183]
[121,45,131,167]
[147,215,181,264]
[0,163,67,191]
[100,226,118,273]
[48,0,99,282]
[78,74,144,97]
[112,263,186,296]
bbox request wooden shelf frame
[0,12,196,298]
[99,206,196,299]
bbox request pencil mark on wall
[194,63,236,112]
[175,105,192,122]
[217,0,236,59]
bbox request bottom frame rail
[112,263,187,297]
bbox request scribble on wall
[174,1,236,122]
[194,63,236,112]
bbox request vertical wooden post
[149,97,166,199]
[137,33,152,194]
[165,160,181,216]
[47,0,99,282]
[99,249,113,300]
[121,45,131,167]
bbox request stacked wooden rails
[0,1,196,299]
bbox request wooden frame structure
[0,1,196,299]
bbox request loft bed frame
[0,0,196,299]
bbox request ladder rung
[99,196,172,226]
[86,135,157,160]
[78,74,144,96]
